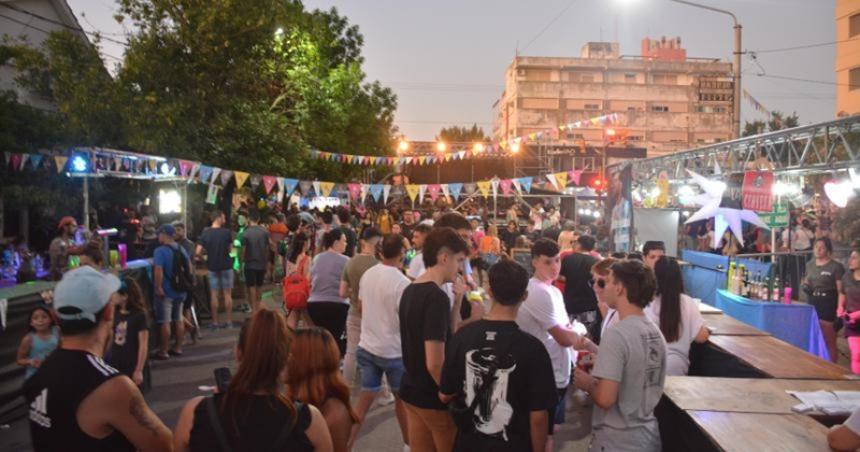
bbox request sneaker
[151,353,169,361]
[376,390,395,407]
[168,349,183,357]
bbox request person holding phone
[174,310,332,451]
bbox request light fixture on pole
[436,141,447,153]
[473,142,485,154]
[398,139,410,154]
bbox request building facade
[836,0,860,116]
[492,38,735,158]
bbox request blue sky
[69,0,836,140]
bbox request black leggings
[306,302,349,356]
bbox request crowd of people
[16,196,860,452]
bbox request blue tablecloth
[714,289,829,360]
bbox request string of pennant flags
[309,112,622,166]
[3,149,589,204]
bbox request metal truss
[610,115,860,181]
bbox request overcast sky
[69,0,836,141]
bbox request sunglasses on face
[588,278,606,289]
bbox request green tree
[742,111,800,137]
[437,124,486,143]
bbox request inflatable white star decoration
[683,169,769,249]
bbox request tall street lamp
[668,0,742,139]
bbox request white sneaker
[376,390,395,406]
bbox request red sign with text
[742,171,774,212]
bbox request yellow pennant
[476,180,492,198]
[418,156,426,165]
[234,171,250,188]
[319,181,335,197]
[406,184,420,202]
[54,155,68,173]
[554,172,568,190]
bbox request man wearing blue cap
[152,224,190,360]
[24,266,172,451]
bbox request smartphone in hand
[214,367,232,393]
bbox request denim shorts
[356,347,405,393]
[208,269,234,291]
[155,296,183,324]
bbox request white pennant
[419,184,427,204]
[383,184,391,204]
[441,184,450,200]
[312,181,321,197]
[360,184,368,204]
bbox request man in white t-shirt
[406,224,432,279]
[350,234,411,446]
[828,406,860,451]
[516,238,597,450]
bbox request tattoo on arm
[129,391,162,436]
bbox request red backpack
[283,255,310,310]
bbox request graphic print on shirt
[114,320,128,346]
[30,388,51,428]
[644,330,664,387]
[464,332,516,440]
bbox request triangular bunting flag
[464,183,477,195]
[428,184,441,202]
[262,176,277,194]
[148,159,158,172]
[3,152,11,166]
[299,180,313,196]
[249,174,262,189]
[211,167,222,185]
[189,163,201,181]
[448,183,463,201]
[441,184,450,200]
[360,184,369,204]
[54,155,68,173]
[281,178,299,197]
[406,184,420,202]
[30,154,43,169]
[476,180,491,198]
[220,169,233,186]
[10,153,21,171]
[500,179,513,196]
[491,178,499,197]
[519,177,533,193]
[568,169,583,186]
[383,184,391,204]
[546,173,559,190]
[198,165,214,184]
[18,154,29,171]
[319,182,335,197]
[554,172,568,190]
[234,171,250,188]
[178,160,194,177]
[418,184,427,204]
[312,181,321,197]
[369,184,383,202]
[348,183,361,201]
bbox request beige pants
[403,402,456,452]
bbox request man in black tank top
[24,267,172,451]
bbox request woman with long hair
[645,256,709,375]
[805,237,845,363]
[173,310,332,452]
[838,249,860,374]
[288,327,358,452]
[108,278,151,391]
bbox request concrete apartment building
[492,38,735,158]
[836,0,860,116]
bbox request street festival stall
[606,115,860,364]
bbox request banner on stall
[742,171,774,212]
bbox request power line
[0,11,124,62]
[756,73,854,88]
[520,0,580,53]
[0,3,127,46]
[745,37,859,55]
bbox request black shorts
[810,292,838,322]
[548,386,568,434]
[244,268,265,287]
[306,302,349,357]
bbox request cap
[157,224,176,237]
[361,227,382,240]
[54,266,120,323]
[57,216,77,230]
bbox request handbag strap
[205,397,234,452]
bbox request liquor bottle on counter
[771,275,781,303]
[753,271,763,300]
[738,265,747,297]
[728,262,737,293]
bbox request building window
[653,74,679,85]
[851,67,860,91]
[627,106,638,112]
[851,13,860,37]
[651,105,669,112]
[584,103,600,110]
[568,72,596,83]
[566,133,584,140]
[624,73,637,83]
[628,135,643,141]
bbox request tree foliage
[742,111,800,137]
[436,124,486,143]
[1,1,397,180]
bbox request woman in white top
[645,256,710,376]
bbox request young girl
[16,306,59,379]
[108,277,151,392]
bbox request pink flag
[178,160,194,177]
[427,184,441,201]
[10,153,22,171]
[262,176,277,194]
[500,179,513,196]
[348,183,362,201]
[568,169,583,185]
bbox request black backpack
[169,246,193,293]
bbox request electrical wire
[0,12,123,63]
[0,3,127,46]
[520,0,580,53]
[744,38,858,55]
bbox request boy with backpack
[439,259,557,451]
[152,224,192,360]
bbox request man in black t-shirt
[24,267,171,451]
[337,207,357,258]
[559,235,601,339]
[399,227,470,452]
[196,210,235,328]
[440,260,556,452]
